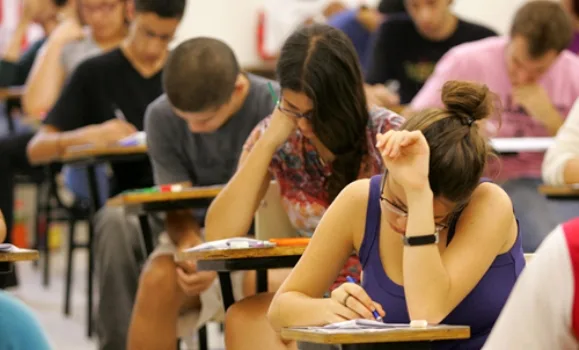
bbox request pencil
[267,82,278,104]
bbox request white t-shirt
[542,98,579,185]
[483,222,579,349]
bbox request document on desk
[290,320,438,334]
[184,238,276,252]
[490,137,554,153]
[0,244,16,252]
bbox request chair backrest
[524,253,534,263]
[255,181,297,240]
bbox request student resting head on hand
[204,23,404,349]
[267,80,525,350]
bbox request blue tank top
[359,175,525,349]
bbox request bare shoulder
[470,182,513,209]
[333,179,372,250]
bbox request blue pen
[345,276,383,322]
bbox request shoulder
[464,182,515,232]
[334,179,372,245]
[470,182,513,211]
[368,106,406,133]
[456,19,497,39]
[553,51,579,75]
[61,37,102,73]
[145,94,174,126]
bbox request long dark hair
[276,24,370,202]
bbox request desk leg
[218,272,235,311]
[138,215,155,256]
[256,269,268,293]
[85,165,101,338]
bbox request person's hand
[513,84,557,126]
[365,84,400,108]
[51,17,85,45]
[321,282,385,323]
[262,107,297,149]
[0,210,6,243]
[21,0,41,23]
[356,7,383,32]
[376,130,430,192]
[176,261,217,296]
[84,119,137,147]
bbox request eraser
[171,184,184,192]
[410,320,428,328]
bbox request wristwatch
[402,233,439,246]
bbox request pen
[345,276,383,322]
[267,82,279,104]
[112,104,127,122]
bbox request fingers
[332,299,367,320]
[372,302,386,318]
[176,268,216,295]
[176,260,197,274]
[343,283,380,317]
[343,293,375,319]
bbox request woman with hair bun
[269,80,525,350]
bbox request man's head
[25,0,60,24]
[507,1,573,86]
[78,0,129,40]
[163,37,245,133]
[125,0,185,64]
[404,0,454,40]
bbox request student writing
[268,80,525,350]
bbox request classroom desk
[0,248,40,274]
[281,325,470,350]
[107,186,223,255]
[58,143,147,337]
[0,86,24,100]
[489,137,553,154]
[175,246,306,310]
[538,185,579,198]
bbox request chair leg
[87,221,94,338]
[198,325,208,350]
[63,218,77,316]
[41,206,51,288]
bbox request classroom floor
[6,214,225,350]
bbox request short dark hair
[52,0,67,6]
[163,37,240,112]
[510,0,573,58]
[134,0,186,18]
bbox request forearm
[3,23,29,62]
[268,291,329,331]
[537,106,564,136]
[205,137,276,241]
[403,188,450,323]
[0,210,6,243]
[27,127,92,164]
[22,41,65,116]
[563,158,579,184]
[165,211,203,248]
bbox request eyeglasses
[379,171,448,233]
[276,100,313,121]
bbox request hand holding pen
[325,275,385,323]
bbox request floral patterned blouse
[243,106,404,287]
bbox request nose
[145,38,165,59]
[416,8,433,27]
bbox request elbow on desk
[407,303,447,325]
[26,136,49,165]
[266,293,286,332]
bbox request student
[409,0,579,252]
[268,80,524,350]
[23,0,129,116]
[204,24,404,350]
[365,0,496,105]
[543,98,579,185]
[0,0,61,88]
[26,0,185,348]
[562,0,579,54]
[0,210,53,350]
[126,37,279,350]
[483,217,579,349]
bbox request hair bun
[441,80,495,122]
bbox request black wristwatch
[402,233,439,246]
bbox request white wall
[174,0,532,67]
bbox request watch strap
[402,233,439,246]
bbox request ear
[125,0,135,21]
[233,73,245,91]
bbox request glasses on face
[379,172,448,233]
[276,100,313,121]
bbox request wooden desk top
[175,245,306,262]
[107,186,223,207]
[281,325,470,344]
[538,185,579,197]
[60,144,147,162]
[0,86,24,100]
[0,248,39,262]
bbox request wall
[174,0,532,66]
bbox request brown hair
[402,81,497,205]
[510,0,573,58]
